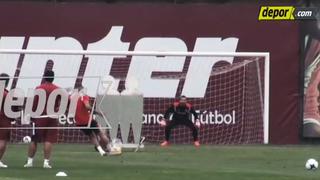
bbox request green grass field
[0,144,319,180]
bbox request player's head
[179,95,187,106]
[75,84,87,96]
[0,73,10,88]
[43,70,54,83]
[75,84,84,91]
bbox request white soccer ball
[111,146,122,153]
[110,138,122,154]
[23,136,31,143]
[305,158,318,170]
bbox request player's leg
[183,120,200,147]
[0,140,8,168]
[0,127,10,168]
[94,122,110,151]
[83,120,107,156]
[25,119,43,168]
[24,141,37,167]
[303,119,320,137]
[27,142,37,157]
[43,141,53,168]
[24,126,41,168]
[95,128,123,155]
[93,122,122,155]
[97,129,110,151]
[90,132,106,156]
[0,121,10,168]
[161,120,178,146]
[42,120,58,168]
[90,120,109,156]
[0,140,7,159]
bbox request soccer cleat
[99,151,107,156]
[160,141,169,147]
[23,163,33,168]
[96,146,107,156]
[43,163,52,169]
[194,141,200,147]
[0,161,8,168]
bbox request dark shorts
[78,120,100,136]
[168,119,195,127]
[32,118,58,143]
[0,119,11,141]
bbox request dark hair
[75,84,84,91]
[44,70,54,83]
[0,73,10,87]
[179,95,187,99]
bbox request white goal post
[0,49,270,144]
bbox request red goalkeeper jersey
[75,95,91,126]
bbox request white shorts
[304,118,320,126]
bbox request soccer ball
[23,136,31,143]
[305,158,318,170]
[110,146,122,153]
[109,138,122,155]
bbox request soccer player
[160,95,201,147]
[24,70,60,168]
[0,73,11,168]
[72,85,112,156]
[304,56,320,137]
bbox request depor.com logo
[259,6,318,20]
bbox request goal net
[142,57,268,144]
[0,50,269,145]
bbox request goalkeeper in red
[160,95,200,147]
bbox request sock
[106,144,112,151]
[97,146,106,154]
[44,159,50,165]
[27,157,33,164]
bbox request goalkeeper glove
[195,119,201,128]
[159,119,167,127]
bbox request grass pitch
[0,144,319,180]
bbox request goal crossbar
[0,49,268,57]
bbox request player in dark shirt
[160,95,200,147]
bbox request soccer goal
[0,49,269,145]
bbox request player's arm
[190,106,200,128]
[82,96,92,110]
[82,96,102,116]
[163,105,174,120]
[160,105,174,126]
[190,106,198,120]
